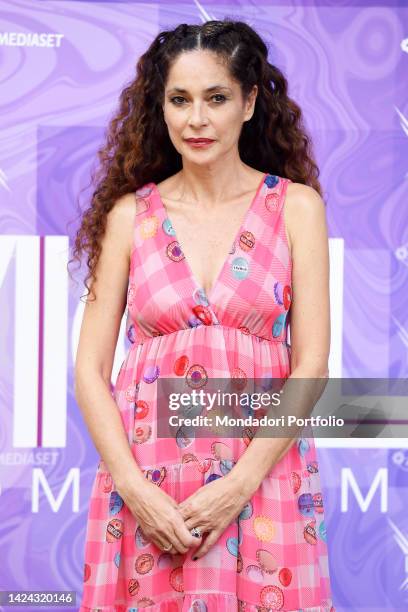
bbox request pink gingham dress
[80,173,335,611]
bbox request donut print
[253,516,275,542]
[140,215,159,239]
[135,525,150,549]
[273,281,284,305]
[135,196,150,215]
[304,520,317,545]
[186,364,208,389]
[313,492,324,513]
[144,466,166,487]
[162,217,176,236]
[256,549,278,574]
[297,437,310,457]
[265,174,279,189]
[246,564,264,583]
[134,399,149,420]
[259,584,284,610]
[278,567,292,587]
[134,597,154,607]
[231,367,247,392]
[175,425,194,448]
[174,355,189,376]
[298,493,314,517]
[114,552,121,568]
[226,536,239,557]
[290,471,302,494]
[135,553,154,574]
[272,312,286,338]
[189,600,208,612]
[106,518,123,543]
[231,257,249,280]
[192,304,213,325]
[133,423,152,444]
[109,491,124,515]
[143,364,160,384]
[239,230,255,252]
[128,578,140,596]
[157,552,174,569]
[319,520,327,542]
[211,441,233,461]
[169,566,184,592]
[193,287,210,306]
[265,192,280,212]
[166,240,185,262]
[283,284,292,310]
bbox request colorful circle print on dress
[265,174,279,188]
[297,437,310,457]
[133,423,151,444]
[166,240,185,262]
[106,518,123,543]
[279,567,292,587]
[174,354,189,376]
[140,215,159,239]
[304,520,317,545]
[144,466,166,487]
[135,525,150,549]
[231,257,249,280]
[211,441,233,461]
[186,364,208,389]
[253,516,275,542]
[192,304,213,325]
[265,192,281,213]
[256,549,279,574]
[273,281,284,305]
[175,425,194,449]
[109,491,124,515]
[283,284,292,310]
[272,312,287,338]
[298,493,314,517]
[128,578,140,596]
[319,520,327,542]
[135,196,150,215]
[135,553,154,574]
[125,383,138,403]
[238,500,253,520]
[189,599,208,612]
[162,217,176,236]
[291,471,302,494]
[143,364,160,384]
[246,564,264,583]
[193,287,209,306]
[169,566,184,592]
[239,230,255,252]
[313,492,324,513]
[226,536,239,557]
[114,552,121,568]
[134,400,149,419]
[260,584,284,610]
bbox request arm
[225,183,331,497]
[74,193,148,498]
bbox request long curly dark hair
[68,19,322,302]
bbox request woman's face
[162,49,257,165]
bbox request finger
[192,530,220,560]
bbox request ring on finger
[190,526,202,538]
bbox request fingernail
[192,556,198,561]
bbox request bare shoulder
[284,182,327,255]
[104,191,137,260]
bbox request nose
[188,101,208,126]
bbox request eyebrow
[166,85,232,94]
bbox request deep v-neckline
[153,172,267,305]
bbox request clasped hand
[176,473,251,560]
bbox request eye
[169,94,227,105]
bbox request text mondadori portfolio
[168,415,344,427]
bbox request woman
[72,19,335,611]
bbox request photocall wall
[1,0,407,610]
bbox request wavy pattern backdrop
[0,1,407,610]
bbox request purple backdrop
[1,1,407,610]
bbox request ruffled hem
[79,592,336,611]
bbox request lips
[185,138,215,143]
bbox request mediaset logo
[0,32,64,47]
